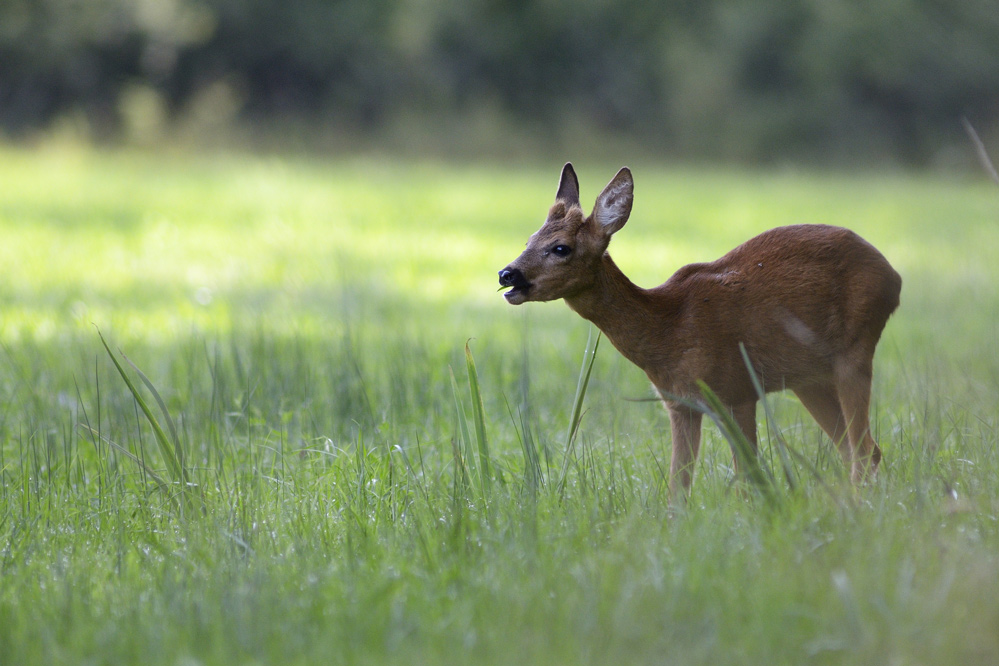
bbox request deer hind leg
[667,405,703,499]
[794,383,852,469]
[833,354,882,482]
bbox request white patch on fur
[779,309,818,347]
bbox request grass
[2,144,999,664]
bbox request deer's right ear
[592,167,633,235]
[555,162,580,206]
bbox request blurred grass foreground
[1,0,998,163]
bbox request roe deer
[498,163,901,499]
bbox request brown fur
[499,163,901,499]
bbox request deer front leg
[667,405,703,500]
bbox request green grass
[2,144,999,665]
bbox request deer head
[498,163,634,305]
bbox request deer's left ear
[592,167,633,235]
[555,162,580,206]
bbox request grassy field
[1,144,999,665]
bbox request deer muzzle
[498,266,531,304]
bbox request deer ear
[555,162,580,206]
[592,167,633,235]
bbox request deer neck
[564,254,669,370]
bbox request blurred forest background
[1,0,997,164]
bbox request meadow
[1,144,998,665]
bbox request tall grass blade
[962,116,999,187]
[738,343,798,491]
[123,352,185,474]
[505,397,543,495]
[80,425,172,497]
[448,366,472,492]
[696,380,778,506]
[97,329,186,487]
[556,327,601,498]
[464,341,492,494]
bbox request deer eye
[551,244,572,257]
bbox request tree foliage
[1,0,996,161]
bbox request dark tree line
[1,0,997,162]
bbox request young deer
[498,164,901,498]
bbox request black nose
[498,267,526,287]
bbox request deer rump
[648,223,901,405]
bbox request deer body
[499,164,901,498]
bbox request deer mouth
[503,284,531,304]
